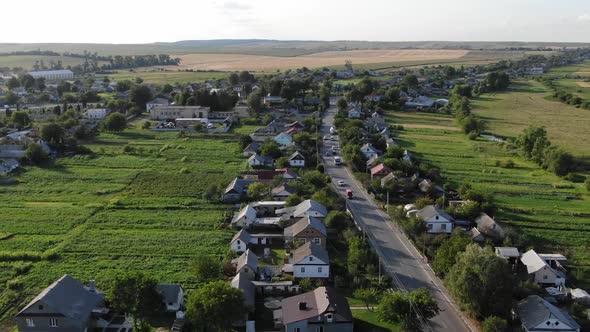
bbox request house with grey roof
[360,143,381,160]
[284,217,327,248]
[231,205,258,229]
[234,249,258,280]
[222,177,256,202]
[277,199,328,221]
[231,271,256,309]
[517,295,580,332]
[271,184,297,201]
[248,153,274,168]
[156,284,184,313]
[15,274,105,332]
[230,229,252,253]
[416,205,454,234]
[287,242,330,279]
[474,213,505,242]
[275,287,353,332]
[288,151,305,168]
[520,249,566,286]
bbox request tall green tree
[432,229,470,277]
[10,111,30,129]
[482,316,508,332]
[377,288,439,331]
[108,273,163,329]
[130,85,153,110]
[102,113,127,132]
[186,281,247,331]
[40,123,65,146]
[190,253,222,283]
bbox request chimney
[298,302,307,310]
[88,280,96,292]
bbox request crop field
[0,55,106,70]
[471,80,590,157]
[107,70,231,84]
[387,112,590,287]
[0,124,245,328]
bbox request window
[543,275,548,280]
[309,257,314,261]
[318,266,323,273]
[435,216,439,220]
[26,319,34,327]
[294,328,301,332]
[49,318,58,327]
[38,305,44,310]
[326,313,333,323]
[427,224,433,230]
[237,245,241,250]
[301,267,306,273]
[313,238,321,245]
[316,327,324,332]
[441,224,447,230]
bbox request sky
[4,0,590,43]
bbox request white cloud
[578,13,590,21]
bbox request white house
[85,108,107,120]
[28,69,73,81]
[416,205,454,234]
[149,106,209,120]
[276,199,328,220]
[248,153,274,168]
[231,205,257,229]
[291,243,330,279]
[360,143,381,160]
[273,132,293,146]
[157,284,184,312]
[146,98,169,113]
[235,249,258,280]
[520,250,566,286]
[517,295,580,332]
[230,229,252,253]
[288,151,305,168]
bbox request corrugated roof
[284,217,327,238]
[231,272,255,307]
[517,295,580,331]
[292,242,329,265]
[416,205,454,222]
[236,249,258,273]
[280,287,352,325]
[521,249,549,274]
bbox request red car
[345,189,353,199]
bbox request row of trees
[516,126,576,176]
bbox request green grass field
[107,70,231,84]
[471,80,590,157]
[0,55,106,70]
[0,122,245,328]
[386,112,590,288]
[352,309,402,332]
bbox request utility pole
[378,256,382,284]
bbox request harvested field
[170,49,470,72]
[576,81,590,87]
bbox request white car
[337,180,345,186]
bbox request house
[277,200,328,221]
[348,104,362,119]
[28,69,73,81]
[145,97,169,113]
[232,272,256,309]
[416,205,454,234]
[232,205,258,229]
[149,106,209,120]
[85,108,107,120]
[360,143,381,160]
[263,95,283,107]
[366,94,383,102]
[222,178,256,202]
[276,287,353,332]
[15,274,105,332]
[248,153,274,168]
[157,284,184,312]
[290,242,330,279]
[517,295,580,332]
[231,229,252,253]
[235,249,258,280]
[271,184,297,201]
[380,173,398,188]
[474,213,505,241]
[495,247,520,260]
[370,164,392,179]
[242,142,261,157]
[284,217,327,248]
[336,70,354,79]
[520,250,566,286]
[288,151,305,167]
[418,179,444,195]
[405,96,435,108]
[402,150,412,163]
[273,132,293,146]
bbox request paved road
[321,104,476,332]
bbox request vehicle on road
[334,156,342,165]
[338,180,345,186]
[323,135,329,140]
[345,189,353,199]
[325,151,331,156]
[330,126,337,134]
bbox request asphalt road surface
[321,103,476,332]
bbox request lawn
[0,124,246,329]
[0,55,106,70]
[353,309,402,332]
[386,112,590,288]
[471,80,590,157]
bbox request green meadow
[0,123,245,328]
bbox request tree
[141,121,151,129]
[186,281,247,331]
[543,147,574,176]
[446,244,513,318]
[325,211,351,231]
[229,73,239,85]
[403,74,419,89]
[203,184,218,202]
[6,76,20,89]
[354,288,379,311]
[275,156,289,168]
[102,113,127,132]
[432,229,470,277]
[238,134,252,150]
[259,139,281,158]
[190,253,222,283]
[247,90,263,111]
[3,91,19,106]
[108,273,163,329]
[482,316,508,332]
[24,144,48,165]
[10,111,30,129]
[337,98,348,111]
[285,194,303,207]
[248,182,268,200]
[377,288,439,331]
[130,85,153,110]
[40,123,65,146]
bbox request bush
[482,316,508,332]
[414,197,434,209]
[102,113,127,132]
[586,178,590,192]
[24,143,48,165]
[565,173,585,183]
[141,121,151,129]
